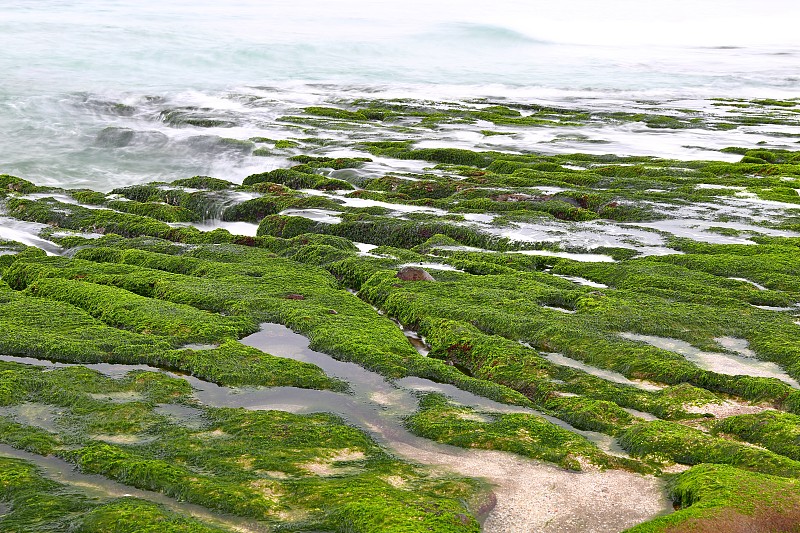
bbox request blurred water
[1,0,799,189]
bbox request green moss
[6,197,208,243]
[171,176,235,191]
[257,214,320,238]
[713,410,800,461]
[269,213,507,250]
[4,127,800,529]
[414,318,694,428]
[243,168,318,188]
[107,200,199,223]
[0,417,60,455]
[75,499,230,533]
[752,98,798,108]
[0,457,229,532]
[251,147,272,157]
[302,106,373,121]
[0,175,39,195]
[69,189,108,205]
[288,155,371,170]
[13,388,477,530]
[406,394,635,471]
[626,464,800,532]
[0,360,481,532]
[159,108,237,128]
[24,277,254,343]
[360,144,492,167]
[619,420,800,478]
[359,266,798,410]
[274,139,300,149]
[0,264,341,391]
[155,340,348,391]
[221,197,294,223]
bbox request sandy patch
[455,411,494,423]
[300,449,366,476]
[249,479,281,500]
[0,403,63,432]
[685,400,774,419]
[194,428,228,439]
[390,442,671,533]
[551,391,580,398]
[384,475,407,488]
[236,456,255,470]
[661,463,691,474]
[259,470,289,479]
[90,434,155,445]
[88,391,146,403]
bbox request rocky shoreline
[2,96,800,531]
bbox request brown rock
[396,266,435,282]
[478,491,498,516]
[285,294,305,300]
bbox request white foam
[278,208,341,224]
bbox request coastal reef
[2,96,800,532]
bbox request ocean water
[1,0,799,189]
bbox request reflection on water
[398,262,464,272]
[154,403,207,429]
[541,352,664,392]
[728,277,767,291]
[239,324,631,457]
[278,208,341,224]
[620,407,659,421]
[620,333,800,388]
[0,402,63,433]
[401,329,431,356]
[189,220,259,237]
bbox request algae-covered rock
[95,126,135,147]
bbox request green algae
[406,393,637,472]
[0,271,342,392]
[243,167,351,190]
[0,359,481,532]
[159,108,238,129]
[25,277,254,342]
[619,420,800,478]
[0,457,229,533]
[172,176,236,191]
[3,248,524,405]
[6,197,211,243]
[625,464,800,532]
[713,410,800,461]
[359,267,799,411]
[257,212,507,249]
